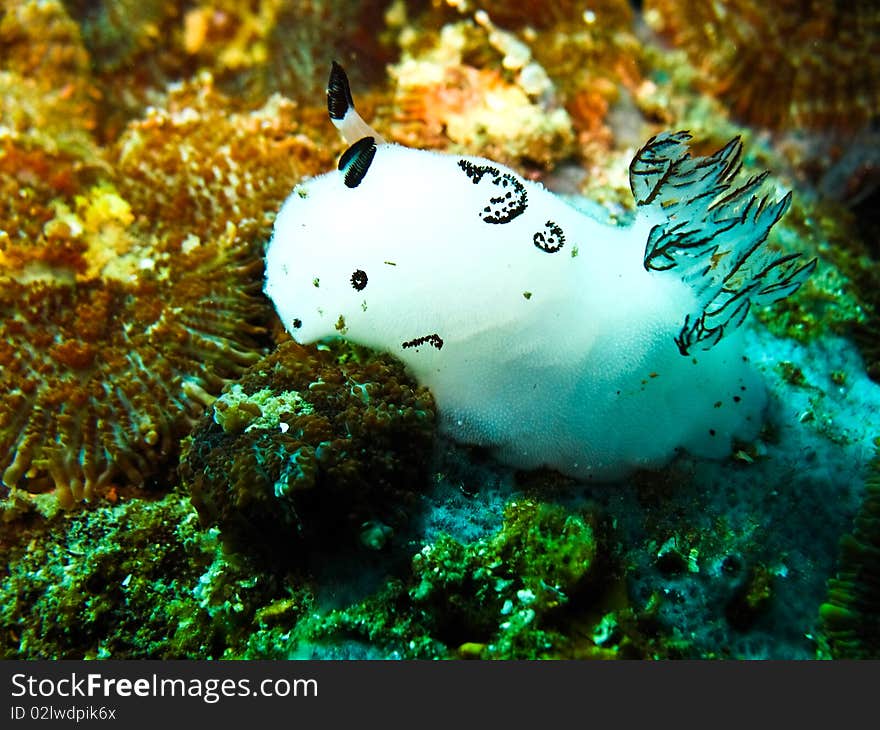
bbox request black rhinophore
[327,60,354,121]
[338,136,377,188]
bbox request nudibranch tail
[327,61,386,145]
[630,131,816,355]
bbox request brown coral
[0,239,268,510]
[179,0,392,105]
[645,0,880,131]
[180,340,436,560]
[0,0,99,148]
[467,0,633,31]
[112,75,336,243]
[0,75,333,515]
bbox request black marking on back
[402,334,444,351]
[457,160,528,224]
[533,220,565,253]
[338,136,376,188]
[327,61,354,121]
[350,269,368,291]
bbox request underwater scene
[0,0,878,660]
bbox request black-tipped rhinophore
[338,136,377,188]
[328,61,354,121]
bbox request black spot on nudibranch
[292,318,302,329]
[327,60,354,121]
[350,269,368,291]
[457,160,528,224]
[402,334,444,351]
[533,220,565,253]
[339,136,377,188]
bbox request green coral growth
[0,488,317,659]
[179,340,435,562]
[408,499,599,658]
[276,499,647,660]
[1,493,214,658]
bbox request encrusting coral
[180,340,435,560]
[276,498,675,660]
[382,17,574,170]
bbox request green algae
[180,340,435,561]
[263,499,613,660]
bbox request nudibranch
[265,63,816,480]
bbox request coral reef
[385,19,576,170]
[271,497,686,660]
[819,442,880,658]
[0,72,332,516]
[0,242,266,512]
[112,74,336,245]
[0,0,99,155]
[644,0,880,131]
[0,493,209,658]
[180,340,435,559]
[0,488,309,659]
[382,0,644,171]
[58,0,394,138]
[1,0,878,665]
[181,0,392,104]
[405,499,603,658]
[60,0,179,73]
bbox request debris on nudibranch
[0,75,332,517]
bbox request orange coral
[389,61,574,168]
[113,76,335,243]
[645,0,880,131]
[387,1,644,169]
[383,18,577,170]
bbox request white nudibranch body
[264,63,815,480]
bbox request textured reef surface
[1,0,879,659]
